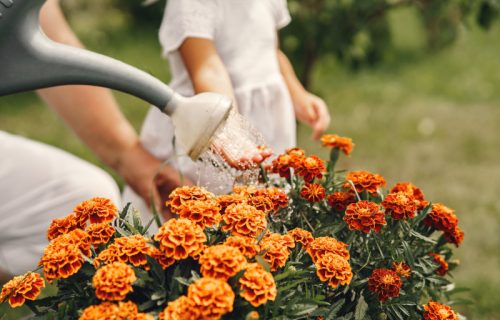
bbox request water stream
[197,109,266,193]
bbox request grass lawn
[1,7,499,319]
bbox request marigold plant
[423,301,459,320]
[314,253,353,288]
[0,272,45,308]
[238,263,277,307]
[86,222,115,245]
[1,133,467,320]
[222,203,267,237]
[368,268,402,302]
[343,200,386,233]
[300,182,326,203]
[74,197,118,224]
[92,262,136,301]
[320,134,354,155]
[154,218,206,260]
[187,277,235,320]
[199,244,247,280]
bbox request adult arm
[38,0,187,218]
[277,49,331,140]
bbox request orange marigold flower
[94,235,151,269]
[423,301,459,320]
[320,134,354,155]
[288,228,314,248]
[93,262,136,301]
[429,253,449,276]
[270,154,295,179]
[168,186,213,213]
[270,148,305,179]
[382,191,418,220]
[327,191,357,212]
[344,170,386,195]
[247,311,260,320]
[149,247,175,270]
[79,301,153,320]
[392,261,412,278]
[114,235,151,268]
[154,218,207,261]
[300,183,326,203]
[286,147,307,169]
[239,263,277,307]
[315,253,353,288]
[74,197,118,225]
[0,272,45,308]
[40,230,91,282]
[247,195,274,213]
[199,245,247,280]
[159,296,199,320]
[295,155,326,182]
[217,194,247,214]
[222,204,267,238]
[286,147,306,159]
[444,226,464,247]
[424,203,458,233]
[368,268,402,302]
[344,201,386,233]
[259,233,295,271]
[256,187,289,210]
[390,182,429,210]
[177,199,222,228]
[307,237,350,263]
[187,277,235,320]
[86,223,115,245]
[224,235,260,258]
[47,213,86,241]
[66,228,92,256]
[233,185,259,197]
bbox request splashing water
[197,109,266,193]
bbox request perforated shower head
[0,0,232,160]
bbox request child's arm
[277,50,331,140]
[179,38,271,165]
[179,38,237,105]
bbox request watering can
[0,0,232,160]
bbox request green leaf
[255,255,271,273]
[354,294,368,320]
[326,298,345,320]
[410,230,437,244]
[173,276,191,287]
[286,303,319,316]
[119,202,132,220]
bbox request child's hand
[293,92,331,140]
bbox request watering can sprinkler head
[0,0,232,160]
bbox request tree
[281,0,500,88]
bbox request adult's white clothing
[0,131,120,274]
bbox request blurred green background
[1,0,500,319]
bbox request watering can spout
[0,0,232,160]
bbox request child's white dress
[123,0,296,218]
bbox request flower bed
[0,134,466,319]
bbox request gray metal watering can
[0,0,232,160]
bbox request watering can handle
[0,0,179,115]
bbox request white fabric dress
[123,0,296,220]
[0,131,121,274]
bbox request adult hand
[116,143,193,220]
[293,92,331,140]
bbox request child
[123,0,330,217]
